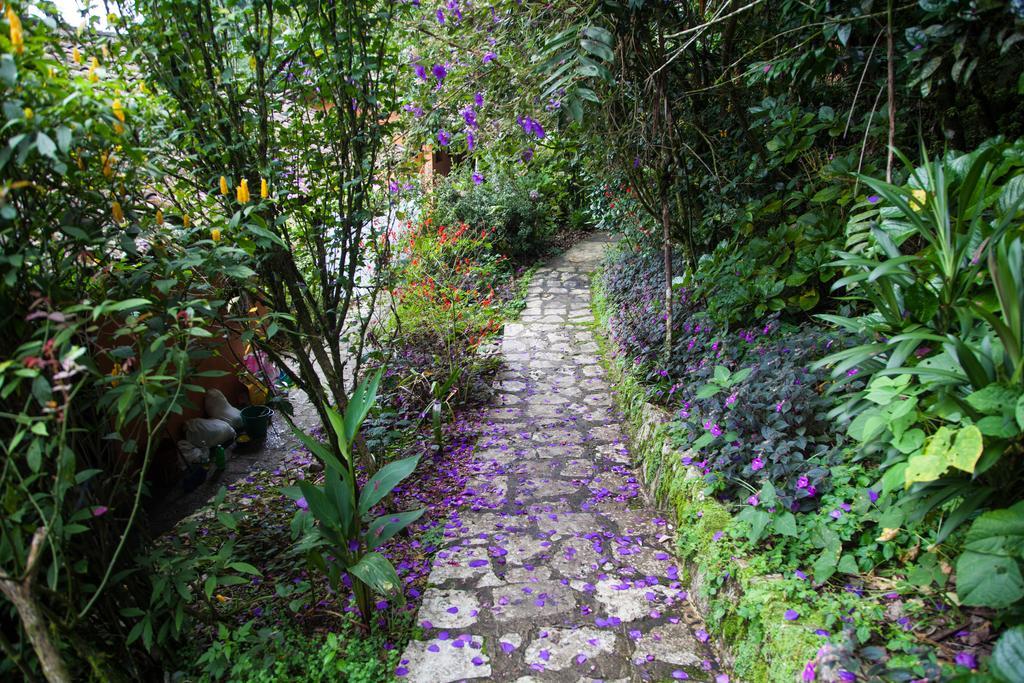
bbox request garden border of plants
[591,272,830,681]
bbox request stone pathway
[399,235,726,683]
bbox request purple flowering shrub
[602,245,850,510]
[669,326,846,511]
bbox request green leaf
[966,385,1021,415]
[36,132,56,158]
[990,625,1024,683]
[956,551,1024,608]
[215,510,237,531]
[579,39,614,62]
[813,551,838,584]
[772,512,798,537]
[713,365,729,383]
[228,562,261,576]
[837,554,859,574]
[297,481,340,530]
[358,455,420,517]
[695,384,719,399]
[904,453,948,486]
[948,425,983,473]
[366,508,426,550]
[348,551,402,597]
[964,501,1024,557]
[343,368,383,447]
[291,425,345,473]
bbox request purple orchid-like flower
[466,131,475,150]
[472,172,484,185]
[413,63,427,81]
[437,129,451,146]
[954,652,978,670]
[784,609,800,621]
[462,106,478,129]
[436,8,445,23]
[431,64,447,83]
[797,475,809,489]
[483,51,497,63]
[751,457,764,471]
[474,91,484,107]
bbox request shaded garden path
[399,235,726,682]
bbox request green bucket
[240,405,274,441]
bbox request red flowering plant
[371,219,514,435]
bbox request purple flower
[806,485,817,497]
[954,652,978,670]
[867,194,880,204]
[716,676,730,683]
[846,367,859,377]
[801,661,815,682]
[472,172,484,185]
[521,147,534,162]
[435,8,444,23]
[794,570,807,580]
[295,497,309,510]
[838,672,856,682]
[437,129,451,146]
[725,392,738,407]
[712,531,723,542]
[413,64,427,81]
[830,509,843,520]
[474,91,484,107]
[747,495,759,506]
[483,52,497,63]
[672,672,689,680]
[462,106,478,129]
[784,609,800,621]
[466,131,475,150]
[431,64,447,83]
[797,476,809,489]
[695,629,709,643]
[868,489,879,503]
[92,505,109,517]
[751,457,764,471]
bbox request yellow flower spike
[112,98,125,123]
[260,177,268,199]
[155,209,164,226]
[238,179,250,203]
[112,200,124,224]
[219,175,228,195]
[23,107,32,120]
[211,228,221,242]
[214,594,228,603]
[910,188,927,212]
[7,7,23,56]
[88,56,99,83]
[113,122,123,135]
[183,214,191,228]
[72,46,82,64]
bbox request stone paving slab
[399,235,727,682]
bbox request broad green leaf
[948,425,983,473]
[348,551,402,597]
[990,625,1024,683]
[290,425,345,473]
[1017,394,1024,430]
[956,551,1024,608]
[344,368,383,446]
[772,511,798,537]
[358,455,420,517]
[297,481,340,530]
[966,385,1021,415]
[366,508,426,550]
[964,501,1024,557]
[892,428,925,454]
[713,365,729,383]
[904,453,948,486]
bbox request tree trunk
[0,528,71,683]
